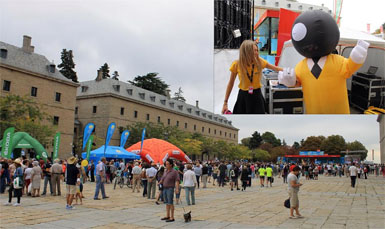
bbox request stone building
[75,77,239,151]
[0,36,78,158]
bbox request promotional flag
[1,127,14,159]
[86,135,94,161]
[120,130,130,148]
[82,123,95,150]
[104,122,116,156]
[140,128,146,153]
[53,132,61,160]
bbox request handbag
[284,198,290,208]
[13,177,23,189]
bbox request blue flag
[120,130,130,148]
[104,122,116,156]
[140,128,146,153]
[82,123,95,150]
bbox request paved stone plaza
[0,175,384,229]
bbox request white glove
[350,40,370,64]
[278,68,296,87]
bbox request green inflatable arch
[0,132,48,162]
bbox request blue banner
[104,122,116,156]
[120,130,130,148]
[140,128,146,153]
[299,151,324,156]
[82,123,95,150]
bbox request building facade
[76,78,239,150]
[378,115,385,163]
[0,36,78,159]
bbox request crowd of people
[1,156,385,221]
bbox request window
[220,131,222,136]
[150,96,156,102]
[202,127,204,133]
[127,89,133,95]
[168,119,171,125]
[158,116,161,123]
[120,107,124,115]
[134,110,138,118]
[214,129,217,135]
[31,87,37,97]
[81,86,88,92]
[55,92,61,102]
[209,128,211,134]
[92,106,97,113]
[160,99,166,105]
[225,132,227,137]
[139,93,145,99]
[146,114,150,121]
[53,116,59,125]
[184,123,187,129]
[113,85,120,92]
[176,121,179,127]
[3,80,11,91]
[194,125,196,131]
[229,133,232,138]
[234,134,236,139]
[169,102,174,108]
[75,107,78,114]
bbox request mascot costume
[278,10,370,114]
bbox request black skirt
[233,88,265,114]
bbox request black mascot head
[291,10,340,58]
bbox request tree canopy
[172,87,186,102]
[128,72,169,96]
[58,49,78,83]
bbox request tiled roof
[77,79,236,129]
[0,41,74,83]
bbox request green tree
[249,131,263,149]
[282,139,287,146]
[58,49,78,82]
[99,63,110,79]
[301,136,325,151]
[320,135,346,156]
[347,140,368,160]
[0,95,56,148]
[259,142,273,153]
[128,72,169,96]
[270,146,289,161]
[172,87,186,102]
[261,131,281,147]
[292,141,300,150]
[252,149,271,161]
[241,137,251,148]
[112,71,119,80]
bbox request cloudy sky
[0,0,214,110]
[228,115,382,163]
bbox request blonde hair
[238,40,262,80]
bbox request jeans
[142,180,147,197]
[350,176,357,188]
[196,175,200,188]
[0,176,6,193]
[218,174,225,187]
[42,176,52,194]
[185,186,195,205]
[163,187,174,205]
[94,175,106,199]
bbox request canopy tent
[126,138,192,165]
[81,146,140,162]
[0,132,48,161]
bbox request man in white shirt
[146,163,158,199]
[132,162,142,193]
[94,158,108,200]
[349,163,358,188]
[183,164,197,205]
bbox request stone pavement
[0,175,384,229]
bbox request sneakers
[4,202,12,206]
[66,205,75,210]
[13,203,21,206]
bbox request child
[222,40,283,114]
[75,178,82,205]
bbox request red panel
[276,9,300,65]
[254,10,280,30]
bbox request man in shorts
[266,165,273,187]
[258,166,266,187]
[288,166,303,219]
[159,159,180,222]
[65,157,79,210]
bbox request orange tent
[126,138,192,164]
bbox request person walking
[266,165,273,187]
[159,159,180,223]
[90,160,95,182]
[132,162,141,193]
[141,163,149,197]
[4,159,23,206]
[155,166,165,205]
[146,163,158,199]
[183,164,197,205]
[194,162,202,189]
[94,158,109,200]
[218,162,227,187]
[41,158,53,196]
[349,163,358,188]
[258,165,266,187]
[51,159,62,196]
[65,156,79,210]
[288,166,303,219]
[201,164,208,188]
[240,165,249,191]
[282,165,289,183]
[23,162,33,196]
